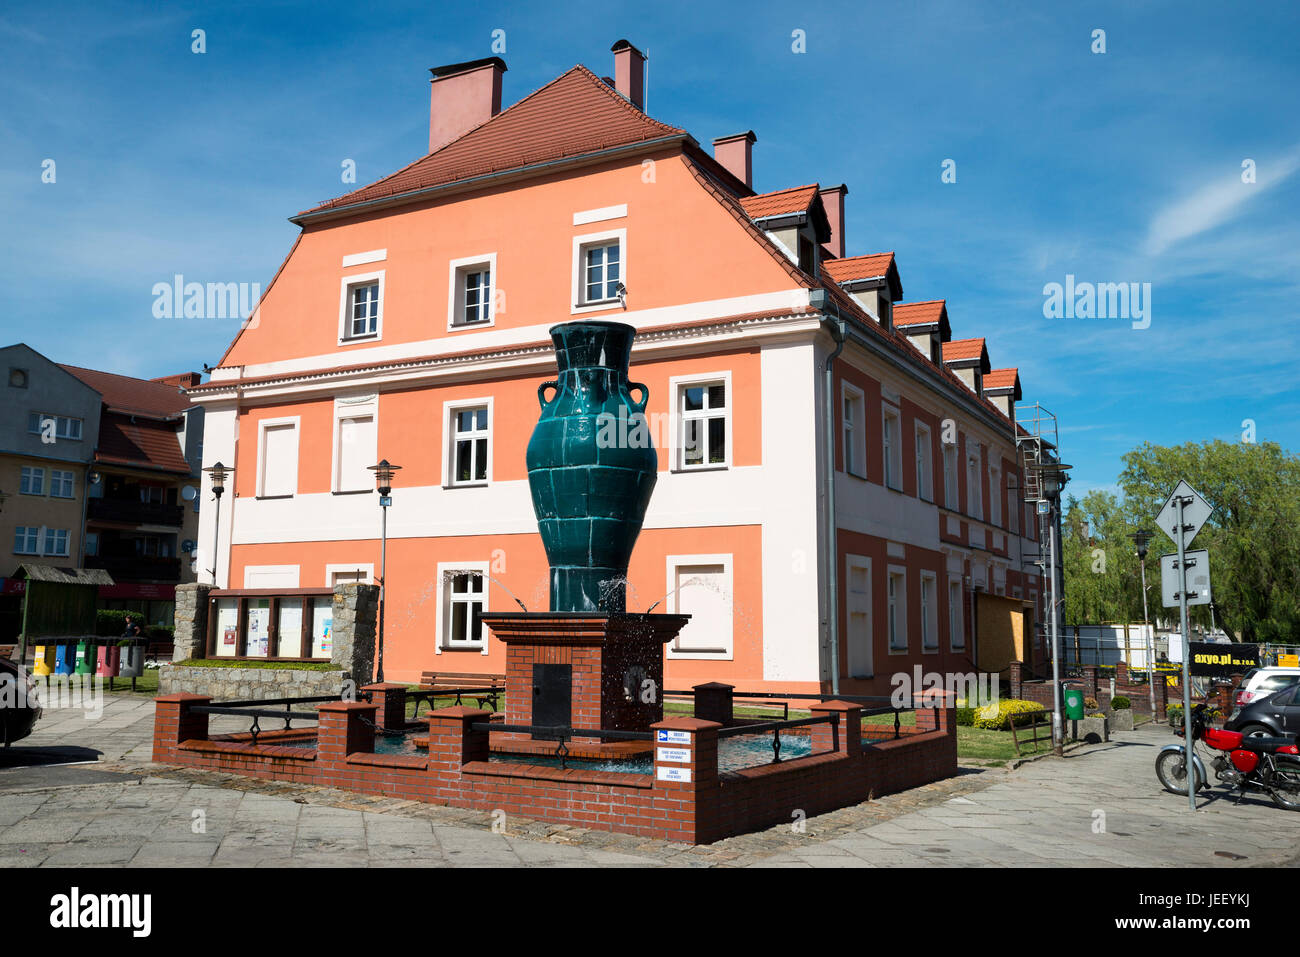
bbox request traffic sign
[1155,480,1213,549]
[1160,550,1211,607]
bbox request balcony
[87,497,185,527]
[85,555,182,583]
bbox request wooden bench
[415,671,505,711]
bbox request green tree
[1062,489,1147,625]
[1118,440,1300,643]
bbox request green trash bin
[1063,687,1085,720]
[74,640,96,675]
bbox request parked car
[1233,667,1300,711]
[0,656,41,746]
[1226,683,1300,739]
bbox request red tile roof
[738,184,820,220]
[59,364,191,418]
[984,368,1019,391]
[821,253,895,285]
[96,412,192,475]
[892,300,946,327]
[300,65,686,217]
[942,338,986,362]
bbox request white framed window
[670,372,730,471]
[943,441,958,509]
[28,412,82,440]
[256,418,299,498]
[882,406,902,491]
[915,422,933,501]
[435,561,489,653]
[989,466,1001,527]
[42,528,70,557]
[326,564,374,586]
[338,270,384,342]
[332,394,378,493]
[19,466,44,495]
[920,572,938,651]
[442,398,492,486]
[966,444,983,520]
[571,228,626,313]
[50,469,74,498]
[13,526,39,555]
[665,555,733,659]
[842,383,865,478]
[845,554,873,678]
[949,579,965,650]
[887,568,908,652]
[447,253,497,329]
[139,485,164,505]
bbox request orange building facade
[190,42,1048,694]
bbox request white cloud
[1143,146,1300,255]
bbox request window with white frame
[582,240,621,304]
[949,579,965,649]
[667,557,733,656]
[50,469,74,498]
[989,466,1001,527]
[448,255,496,328]
[139,485,164,505]
[915,422,933,501]
[842,385,865,477]
[334,413,376,492]
[19,466,44,495]
[966,444,983,520]
[13,526,39,555]
[920,572,938,651]
[943,442,958,509]
[677,380,727,470]
[339,272,383,341]
[258,420,299,498]
[882,407,901,490]
[887,569,907,651]
[28,412,82,440]
[43,528,69,557]
[443,570,486,648]
[450,405,489,485]
[846,555,873,678]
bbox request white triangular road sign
[1155,480,1213,549]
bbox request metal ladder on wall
[1014,402,1059,503]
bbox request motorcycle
[1156,703,1300,810]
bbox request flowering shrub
[973,699,1046,730]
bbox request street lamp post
[1031,460,1072,755]
[367,459,401,684]
[202,462,229,586]
[1133,529,1156,717]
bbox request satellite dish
[182,485,198,501]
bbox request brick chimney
[713,131,756,189]
[819,185,848,259]
[428,56,507,154]
[611,39,646,110]
[151,372,203,389]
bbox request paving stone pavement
[3,693,1299,867]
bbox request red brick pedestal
[480,612,689,745]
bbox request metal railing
[404,685,504,719]
[192,703,323,746]
[716,713,837,767]
[469,721,652,769]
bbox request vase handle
[628,381,649,413]
[538,380,559,410]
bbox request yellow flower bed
[973,698,1047,730]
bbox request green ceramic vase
[527,321,657,612]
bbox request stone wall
[159,665,345,700]
[330,583,377,679]
[172,582,213,662]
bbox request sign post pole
[1176,494,1195,812]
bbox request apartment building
[189,41,1054,693]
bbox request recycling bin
[54,642,75,675]
[1063,687,1085,720]
[119,642,144,679]
[32,644,55,677]
[74,640,95,675]
[97,644,120,678]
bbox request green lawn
[99,667,160,696]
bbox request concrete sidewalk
[2,693,1298,867]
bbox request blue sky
[2,0,1297,497]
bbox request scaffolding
[1014,401,1059,503]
